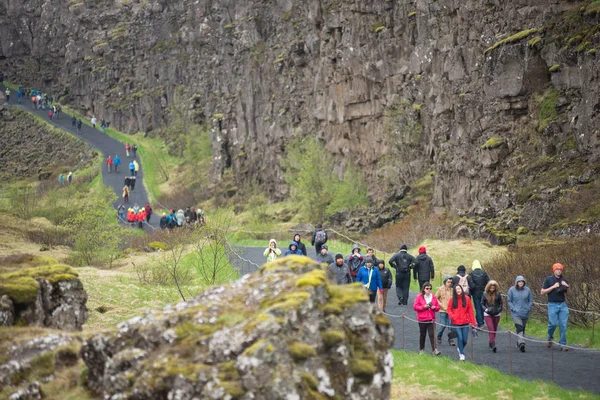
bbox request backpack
[456,274,470,296]
[315,229,327,245]
[396,253,411,273]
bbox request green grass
[391,350,599,399]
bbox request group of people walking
[158,207,206,230]
[118,202,152,229]
[263,228,572,361]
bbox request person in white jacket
[264,239,281,263]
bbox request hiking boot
[449,339,456,347]
[433,349,441,356]
[398,300,403,305]
[519,343,526,353]
[546,340,553,348]
[492,345,497,353]
[561,346,569,352]
[437,335,442,345]
[419,350,424,355]
[459,353,465,361]
[489,342,494,349]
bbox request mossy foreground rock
[82,256,394,399]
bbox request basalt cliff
[1,0,599,234]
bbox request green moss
[295,269,327,288]
[350,358,377,381]
[587,48,596,55]
[217,312,246,326]
[537,87,560,132]
[517,226,529,235]
[481,137,505,150]
[0,264,77,304]
[485,28,538,53]
[300,372,319,390]
[527,36,542,47]
[244,339,274,355]
[266,292,311,311]
[549,64,561,72]
[148,241,170,251]
[111,25,128,40]
[586,1,600,15]
[321,330,345,348]
[221,381,245,398]
[323,284,368,314]
[224,24,235,29]
[281,11,292,21]
[375,26,385,33]
[288,341,316,361]
[374,314,391,326]
[274,51,286,63]
[412,103,422,111]
[371,20,385,33]
[407,11,417,17]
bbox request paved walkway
[233,246,600,395]
[2,86,159,228]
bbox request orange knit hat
[552,263,564,272]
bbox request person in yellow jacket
[122,185,130,204]
[133,160,140,176]
[264,239,281,263]
[436,275,455,346]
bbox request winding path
[233,245,600,395]
[2,86,159,228]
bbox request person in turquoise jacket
[113,155,121,173]
[356,256,383,303]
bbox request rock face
[81,256,394,399]
[1,0,599,225]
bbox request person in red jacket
[413,282,441,356]
[106,155,114,173]
[137,208,146,229]
[144,203,153,223]
[447,284,477,361]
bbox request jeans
[437,312,451,338]
[484,315,500,344]
[512,316,528,346]
[548,302,569,346]
[472,292,484,327]
[454,325,470,355]
[395,272,411,305]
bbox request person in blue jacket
[129,160,135,176]
[113,154,121,173]
[285,241,304,256]
[356,256,383,303]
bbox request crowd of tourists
[158,207,206,230]
[263,226,571,361]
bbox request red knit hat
[552,263,564,272]
[418,246,426,254]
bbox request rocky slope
[1,0,599,233]
[0,92,96,180]
[0,256,394,399]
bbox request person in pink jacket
[413,281,441,355]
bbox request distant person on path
[285,241,303,256]
[48,110,53,120]
[377,259,393,312]
[125,143,131,157]
[356,257,382,303]
[436,275,455,346]
[345,244,364,283]
[91,115,97,128]
[17,89,22,104]
[414,246,435,290]
[452,265,470,297]
[132,144,138,158]
[481,280,503,353]
[138,207,146,229]
[311,223,328,254]
[389,244,415,305]
[58,173,64,185]
[122,185,130,204]
[176,209,185,226]
[327,253,352,285]
[316,244,334,265]
[67,171,73,184]
[366,248,380,266]
[159,213,168,229]
[293,233,307,256]
[113,154,121,172]
[133,203,140,214]
[4,88,9,102]
[71,116,76,129]
[31,95,37,109]
[541,263,570,350]
[470,260,490,329]
[507,275,533,353]
[129,161,135,176]
[413,282,441,356]
[118,204,125,222]
[196,208,205,225]
[55,104,61,119]
[144,202,152,223]
[264,239,282,263]
[133,160,139,176]
[447,284,476,361]
[77,119,82,134]
[129,176,136,191]
[101,118,106,133]
[106,155,113,173]
[167,210,178,230]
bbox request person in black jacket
[389,244,416,305]
[293,233,307,256]
[377,259,393,312]
[470,260,490,329]
[311,224,328,254]
[481,280,503,353]
[413,246,435,290]
[366,248,380,266]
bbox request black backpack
[396,253,411,273]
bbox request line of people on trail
[158,207,206,230]
[263,227,571,361]
[118,202,153,229]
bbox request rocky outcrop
[1,0,598,228]
[80,256,394,399]
[0,256,88,331]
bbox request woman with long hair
[481,280,503,353]
[447,284,476,361]
[413,281,441,355]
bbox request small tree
[8,181,38,219]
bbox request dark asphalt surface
[234,245,600,395]
[2,85,159,228]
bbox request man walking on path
[17,89,22,104]
[67,171,73,184]
[413,246,435,290]
[507,275,533,352]
[541,263,570,351]
[91,115,97,129]
[106,155,113,173]
[4,88,9,102]
[377,259,393,312]
[470,260,490,329]
[145,202,153,223]
[101,118,106,134]
[125,143,131,157]
[356,257,383,303]
[58,173,64,185]
[327,253,352,285]
[436,275,455,346]
[311,224,328,254]
[71,116,76,129]
[77,119,82,134]
[389,244,416,305]
[113,154,121,173]
[132,144,138,158]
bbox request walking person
[133,159,139,176]
[159,213,168,230]
[436,275,455,346]
[389,244,416,305]
[145,202,152,223]
[414,282,441,355]
[17,89,22,104]
[67,171,73,184]
[106,155,113,173]
[413,246,435,290]
[316,244,334,265]
[91,115,97,129]
[125,143,131,157]
[452,265,470,297]
[285,241,304,256]
[101,118,106,133]
[447,284,476,361]
[356,257,383,303]
[311,223,328,254]
[132,144,138,158]
[77,119,82,134]
[4,88,9,102]
[345,244,364,283]
[508,275,533,352]
[113,154,121,173]
[122,185,130,204]
[541,263,570,350]
[71,116,76,129]
[377,259,393,312]
[264,239,282,263]
[327,253,352,285]
[58,173,64,185]
[129,161,135,176]
[481,280,503,353]
[470,260,490,329]
[117,204,125,222]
